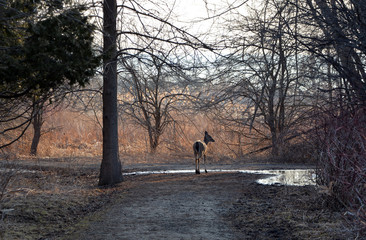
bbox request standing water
[123,169,316,186]
[244,169,316,186]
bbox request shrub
[316,108,366,233]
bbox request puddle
[0,167,316,186]
[246,169,316,186]
[124,169,195,175]
[123,169,316,186]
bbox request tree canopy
[0,0,100,148]
[0,0,100,99]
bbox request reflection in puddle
[123,169,316,186]
[124,170,195,175]
[248,169,316,186]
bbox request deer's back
[193,140,207,159]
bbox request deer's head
[204,131,215,144]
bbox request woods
[1,0,365,235]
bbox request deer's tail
[194,141,200,154]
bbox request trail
[70,170,350,240]
[1,159,352,239]
[74,173,245,240]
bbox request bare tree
[299,0,366,106]
[119,49,190,153]
[213,0,314,156]
[295,1,366,231]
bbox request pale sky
[156,0,223,36]
[170,0,248,39]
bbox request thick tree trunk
[147,126,159,154]
[149,134,159,154]
[99,0,123,186]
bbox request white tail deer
[193,131,215,174]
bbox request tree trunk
[237,132,243,157]
[147,126,159,154]
[99,0,123,186]
[150,136,159,154]
[270,130,279,156]
[30,111,43,156]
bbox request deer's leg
[196,158,200,174]
[204,154,208,173]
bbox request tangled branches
[316,108,366,233]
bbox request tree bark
[148,128,160,154]
[30,110,43,156]
[99,0,123,186]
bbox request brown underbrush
[2,109,314,166]
[315,108,366,234]
[0,161,115,239]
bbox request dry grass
[0,161,117,239]
[2,108,309,166]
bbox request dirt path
[1,158,355,239]
[72,173,246,239]
[67,171,352,240]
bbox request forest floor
[0,156,357,239]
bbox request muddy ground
[0,157,358,239]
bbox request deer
[193,131,215,174]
